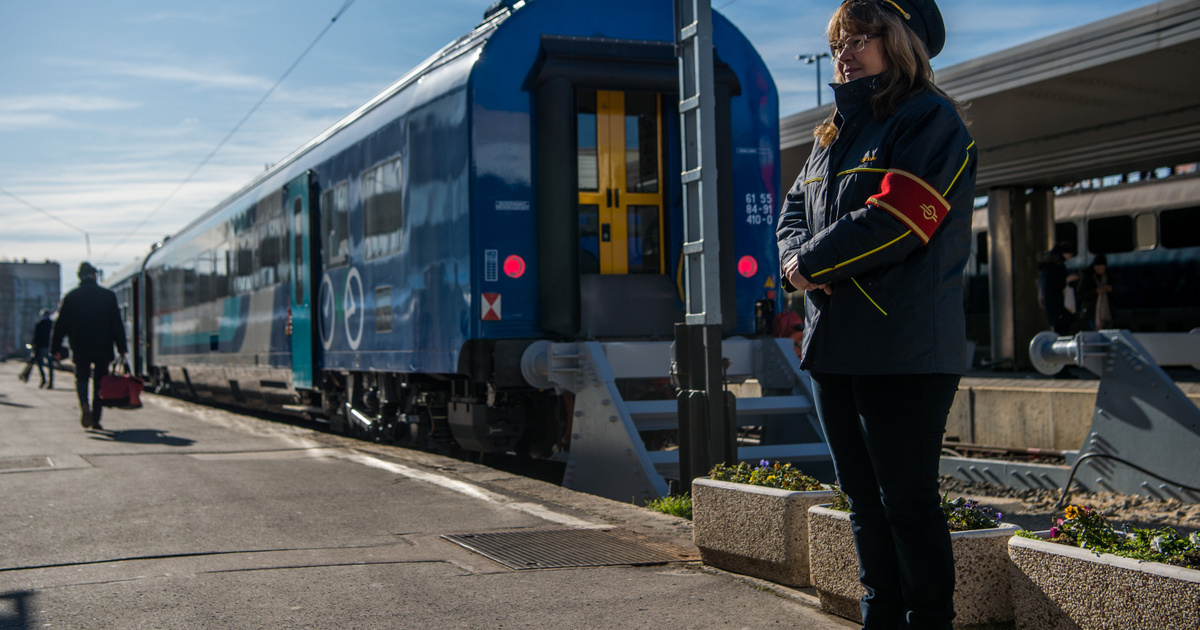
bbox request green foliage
[708,460,824,492]
[646,493,692,520]
[941,494,1003,531]
[1047,505,1200,570]
[826,489,1003,531]
[830,486,851,511]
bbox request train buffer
[942,329,1200,504]
[520,338,830,504]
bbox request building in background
[0,260,61,359]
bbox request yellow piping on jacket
[810,230,911,278]
[851,278,888,315]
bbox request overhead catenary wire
[99,0,359,262]
[0,187,92,257]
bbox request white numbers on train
[744,192,775,225]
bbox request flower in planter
[825,487,1003,531]
[940,494,1003,531]
[1018,504,1200,570]
[707,460,823,492]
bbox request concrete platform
[0,359,856,630]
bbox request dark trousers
[809,372,961,630]
[73,357,109,422]
[34,347,53,384]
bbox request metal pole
[799,53,830,108]
[673,0,735,493]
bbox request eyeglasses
[829,34,880,56]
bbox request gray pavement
[0,360,855,629]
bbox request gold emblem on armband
[921,204,938,221]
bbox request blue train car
[113,0,781,457]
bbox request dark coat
[776,75,977,375]
[33,318,53,349]
[51,278,127,362]
[1037,247,1075,333]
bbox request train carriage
[963,173,1200,358]
[111,0,783,460]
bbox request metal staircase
[520,338,830,504]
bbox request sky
[0,0,1161,297]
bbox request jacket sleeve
[51,298,70,354]
[792,101,975,286]
[776,169,811,292]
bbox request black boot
[80,405,92,429]
[91,406,103,431]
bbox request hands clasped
[784,256,833,295]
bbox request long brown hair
[814,0,964,147]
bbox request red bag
[99,362,144,409]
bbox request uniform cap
[78,261,98,278]
[865,0,946,58]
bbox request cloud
[0,95,139,113]
[48,56,270,91]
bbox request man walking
[52,262,126,430]
[32,309,55,388]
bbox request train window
[577,90,599,192]
[1087,215,1134,254]
[215,244,230,299]
[320,183,349,266]
[624,92,659,194]
[1054,222,1077,250]
[233,231,256,294]
[1160,207,1200,249]
[197,253,215,304]
[627,205,660,274]
[1134,213,1157,250]
[362,157,403,259]
[579,204,600,274]
[258,219,285,286]
[182,259,197,308]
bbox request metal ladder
[521,338,830,504]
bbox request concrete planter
[691,477,834,587]
[807,504,1021,629]
[1008,532,1200,629]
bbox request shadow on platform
[88,429,195,447]
[0,394,33,409]
[0,590,34,630]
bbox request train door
[286,173,315,388]
[577,90,665,276]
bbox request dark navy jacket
[51,278,127,362]
[776,75,977,375]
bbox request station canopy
[779,0,1200,192]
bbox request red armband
[866,169,950,244]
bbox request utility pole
[798,52,831,107]
[673,0,736,493]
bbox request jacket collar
[832,73,888,119]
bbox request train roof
[1054,174,1200,221]
[971,174,1200,230]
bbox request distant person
[51,262,127,430]
[776,0,974,626]
[1076,254,1114,330]
[1037,242,1079,335]
[32,309,55,389]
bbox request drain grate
[442,528,695,570]
[0,456,53,472]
